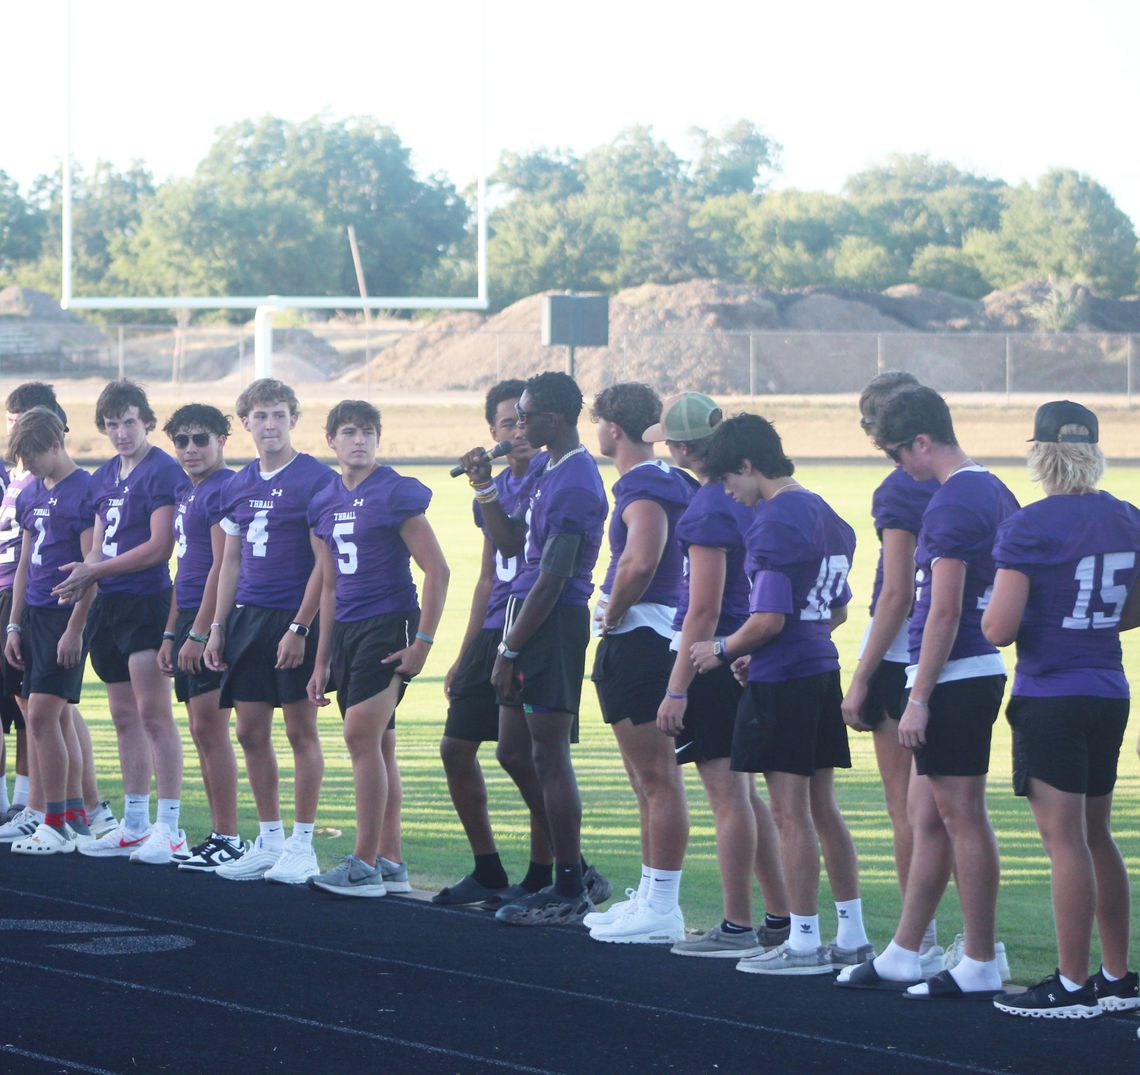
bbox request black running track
[1,855,1136,1074]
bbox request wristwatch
[713,638,733,663]
[288,622,311,637]
[497,640,520,660]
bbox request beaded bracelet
[6,623,21,634]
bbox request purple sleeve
[992,512,1049,570]
[922,503,988,563]
[677,501,739,550]
[390,477,432,523]
[749,569,793,614]
[545,483,604,535]
[872,472,925,534]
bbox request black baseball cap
[1029,400,1098,444]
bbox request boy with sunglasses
[157,405,244,871]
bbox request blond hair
[1028,425,1105,494]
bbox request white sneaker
[264,837,319,885]
[0,807,43,843]
[12,822,77,855]
[590,903,685,944]
[944,934,1011,983]
[86,800,118,838]
[130,823,190,865]
[77,822,152,858]
[582,888,638,930]
[216,835,283,881]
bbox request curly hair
[163,404,232,440]
[590,383,662,444]
[524,371,583,424]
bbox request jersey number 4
[1063,552,1136,630]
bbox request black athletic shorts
[674,659,741,766]
[330,611,416,720]
[909,674,1005,778]
[20,605,88,703]
[444,627,501,742]
[1008,694,1129,798]
[0,588,25,730]
[172,606,223,703]
[219,605,318,708]
[500,596,589,715]
[731,670,851,777]
[860,660,907,728]
[86,590,171,685]
[593,627,673,726]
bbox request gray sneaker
[756,921,792,948]
[671,924,763,959]
[826,941,877,969]
[378,857,411,893]
[737,941,834,976]
[944,934,1011,982]
[495,885,594,926]
[583,864,612,906]
[308,855,387,898]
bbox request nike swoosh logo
[118,834,148,848]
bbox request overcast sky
[4,0,1137,228]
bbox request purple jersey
[672,481,754,636]
[90,445,182,595]
[994,491,1140,698]
[474,456,544,631]
[744,490,856,683]
[173,468,234,610]
[16,469,95,608]
[222,453,335,610]
[309,465,431,623]
[601,461,695,607]
[869,467,939,614]
[511,447,608,607]
[0,466,34,590]
[909,467,1020,664]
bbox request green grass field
[65,459,1140,983]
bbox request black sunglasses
[514,403,552,423]
[883,438,915,463]
[173,432,213,449]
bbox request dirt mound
[0,286,86,322]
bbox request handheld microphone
[450,440,514,478]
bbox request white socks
[157,798,180,832]
[834,898,869,949]
[259,820,285,850]
[292,822,315,847]
[789,914,821,951]
[920,918,938,954]
[647,868,682,914]
[637,865,652,902]
[124,793,150,832]
[14,774,30,806]
[0,777,9,812]
[873,940,922,981]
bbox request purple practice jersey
[90,445,182,595]
[744,490,856,683]
[601,460,695,607]
[672,480,754,637]
[222,453,335,611]
[0,465,34,590]
[511,447,608,607]
[173,468,234,610]
[909,467,1020,664]
[16,469,95,608]
[474,456,544,631]
[869,467,939,614]
[309,465,431,623]
[993,491,1140,698]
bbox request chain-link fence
[0,322,1136,403]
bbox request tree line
[1,116,1137,320]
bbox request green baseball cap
[642,392,723,443]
